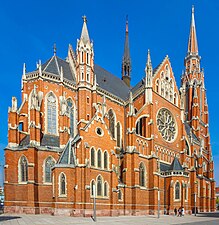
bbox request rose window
[156,108,176,142]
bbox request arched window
[156,79,160,93]
[19,122,24,131]
[60,173,66,195]
[19,156,28,182]
[47,92,57,135]
[175,182,180,200]
[185,141,190,155]
[118,189,122,200]
[136,116,147,137]
[45,157,55,183]
[139,162,146,187]
[104,151,108,169]
[108,109,115,139]
[97,149,102,168]
[97,175,102,196]
[104,182,108,197]
[91,180,95,196]
[116,122,121,147]
[67,99,74,137]
[91,148,95,167]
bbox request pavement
[0,212,219,225]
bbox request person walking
[182,207,185,216]
[174,208,177,216]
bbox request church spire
[187,6,198,56]
[80,15,90,44]
[122,16,131,87]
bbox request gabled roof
[160,157,183,172]
[57,134,80,166]
[169,157,183,171]
[41,56,76,82]
[95,64,130,100]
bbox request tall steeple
[122,16,131,87]
[184,6,201,74]
[187,6,198,56]
[80,15,90,44]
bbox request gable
[152,57,180,107]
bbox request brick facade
[4,7,216,217]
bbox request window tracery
[47,92,57,135]
[157,108,177,142]
[45,156,55,183]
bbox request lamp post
[93,183,97,222]
[158,188,160,218]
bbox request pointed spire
[123,15,131,67]
[22,63,26,79]
[187,6,198,55]
[80,15,90,44]
[122,15,131,87]
[53,43,57,56]
[39,60,42,76]
[145,49,152,76]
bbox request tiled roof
[169,157,183,171]
[41,134,60,147]
[95,64,130,100]
[41,56,76,82]
[160,157,183,172]
[57,134,80,165]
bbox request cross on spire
[82,15,87,23]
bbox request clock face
[156,108,177,142]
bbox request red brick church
[4,7,216,216]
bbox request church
[4,7,216,216]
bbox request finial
[60,66,64,82]
[126,15,128,32]
[82,15,87,23]
[192,5,194,14]
[23,63,26,76]
[53,43,57,56]
[39,60,42,76]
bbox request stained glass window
[47,93,57,135]
[45,157,55,183]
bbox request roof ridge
[43,55,55,72]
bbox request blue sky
[0,0,219,185]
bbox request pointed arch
[97,175,103,196]
[174,181,180,200]
[116,122,122,147]
[59,172,67,196]
[90,147,96,167]
[103,151,108,170]
[18,155,28,182]
[139,162,146,187]
[46,92,58,135]
[97,149,102,168]
[66,98,75,137]
[44,156,55,183]
[108,109,116,139]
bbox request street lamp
[92,183,97,222]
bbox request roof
[57,135,80,165]
[169,157,183,171]
[41,56,76,82]
[41,134,60,147]
[19,134,60,148]
[160,157,183,172]
[184,123,200,144]
[95,64,130,100]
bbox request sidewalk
[0,213,219,225]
